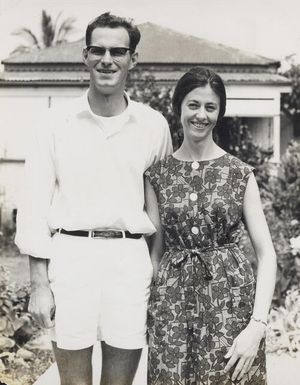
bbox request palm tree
[11,10,77,55]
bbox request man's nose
[101,49,113,65]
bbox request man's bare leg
[52,342,93,385]
[100,341,142,385]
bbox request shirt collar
[77,89,136,123]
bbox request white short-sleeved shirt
[15,91,173,259]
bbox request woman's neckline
[171,152,227,163]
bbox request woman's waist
[165,242,239,254]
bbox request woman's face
[180,85,220,142]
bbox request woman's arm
[224,172,277,380]
[243,173,277,321]
[144,177,164,279]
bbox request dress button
[191,161,199,170]
[191,226,199,235]
[190,192,198,201]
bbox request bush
[127,74,182,149]
[0,265,54,384]
[267,140,300,304]
[266,287,300,356]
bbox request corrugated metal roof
[2,22,279,67]
[0,70,290,86]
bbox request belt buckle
[91,230,124,239]
[91,230,105,238]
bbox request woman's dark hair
[172,67,226,123]
[85,12,141,52]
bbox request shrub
[127,74,182,149]
[0,266,37,382]
[266,287,300,355]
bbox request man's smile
[96,69,116,74]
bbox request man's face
[83,27,138,95]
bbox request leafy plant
[0,266,37,378]
[127,74,182,149]
[266,287,300,356]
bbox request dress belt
[167,243,237,280]
[56,228,143,239]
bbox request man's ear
[129,52,138,70]
[82,48,88,66]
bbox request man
[15,12,172,385]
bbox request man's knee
[52,342,93,385]
[100,342,142,385]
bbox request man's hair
[172,67,226,123]
[85,12,141,52]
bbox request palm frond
[10,45,32,55]
[11,10,77,52]
[56,17,77,42]
[11,28,41,49]
[41,9,55,47]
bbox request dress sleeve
[144,161,161,193]
[146,113,173,169]
[243,164,255,181]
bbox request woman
[145,67,276,384]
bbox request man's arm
[144,178,164,279]
[15,115,57,327]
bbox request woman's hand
[223,320,266,381]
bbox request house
[0,22,291,227]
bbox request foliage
[11,10,77,55]
[0,264,54,384]
[214,117,274,201]
[215,117,272,166]
[271,140,300,221]
[267,141,300,304]
[266,287,300,356]
[127,74,182,149]
[0,266,32,374]
[281,63,300,137]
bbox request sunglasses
[86,46,133,58]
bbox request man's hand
[223,320,266,381]
[28,256,55,329]
[29,284,55,328]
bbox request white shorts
[48,232,153,350]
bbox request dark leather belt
[57,228,142,239]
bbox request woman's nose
[195,107,206,119]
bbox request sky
[0,0,300,66]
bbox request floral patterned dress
[145,153,266,385]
